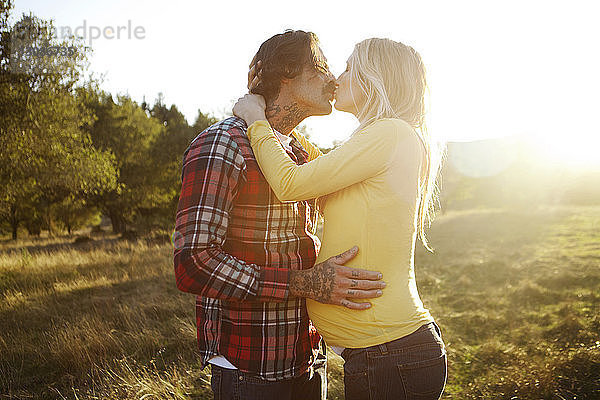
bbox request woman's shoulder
[359,118,417,141]
[375,117,414,130]
[366,118,424,159]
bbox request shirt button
[239,375,244,381]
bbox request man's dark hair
[250,30,326,102]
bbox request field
[1,206,599,399]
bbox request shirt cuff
[256,267,290,301]
[247,120,272,143]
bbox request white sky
[11,0,600,158]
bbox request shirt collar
[272,128,293,151]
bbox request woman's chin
[333,102,350,114]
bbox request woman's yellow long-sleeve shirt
[247,118,434,348]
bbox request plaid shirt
[173,117,321,380]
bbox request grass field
[1,206,599,399]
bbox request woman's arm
[291,131,323,162]
[248,119,411,202]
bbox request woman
[234,38,446,400]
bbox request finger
[340,299,371,310]
[247,64,256,89]
[342,266,383,281]
[249,75,260,91]
[346,278,386,290]
[256,94,266,108]
[331,246,359,265]
[248,54,257,69]
[345,289,383,299]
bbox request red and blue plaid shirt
[173,117,321,380]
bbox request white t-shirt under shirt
[207,129,295,370]
[274,129,293,152]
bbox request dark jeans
[210,351,327,400]
[341,322,447,400]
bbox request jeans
[210,350,327,400]
[341,322,447,400]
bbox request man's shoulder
[183,117,256,167]
[191,117,249,148]
[207,116,247,135]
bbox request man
[173,30,385,400]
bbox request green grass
[414,206,600,399]
[1,206,599,399]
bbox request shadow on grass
[0,267,200,399]
[0,236,123,256]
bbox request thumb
[257,94,266,108]
[331,246,359,265]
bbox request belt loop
[377,343,388,355]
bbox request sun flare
[534,132,600,169]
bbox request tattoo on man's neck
[280,103,305,133]
[266,100,307,134]
[265,103,281,119]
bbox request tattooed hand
[289,246,386,310]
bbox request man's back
[173,116,320,380]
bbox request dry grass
[0,239,209,399]
[1,206,599,399]
[415,206,600,399]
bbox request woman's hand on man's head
[248,60,262,92]
[233,59,266,128]
[233,93,267,128]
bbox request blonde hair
[348,38,442,251]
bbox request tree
[145,104,218,232]
[192,108,218,135]
[84,92,165,234]
[145,101,193,230]
[81,91,219,236]
[54,195,100,236]
[0,7,117,239]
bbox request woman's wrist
[246,119,271,141]
[246,115,267,127]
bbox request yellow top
[248,118,434,348]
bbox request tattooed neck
[266,99,308,135]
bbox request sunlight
[533,131,600,169]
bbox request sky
[10,0,600,165]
